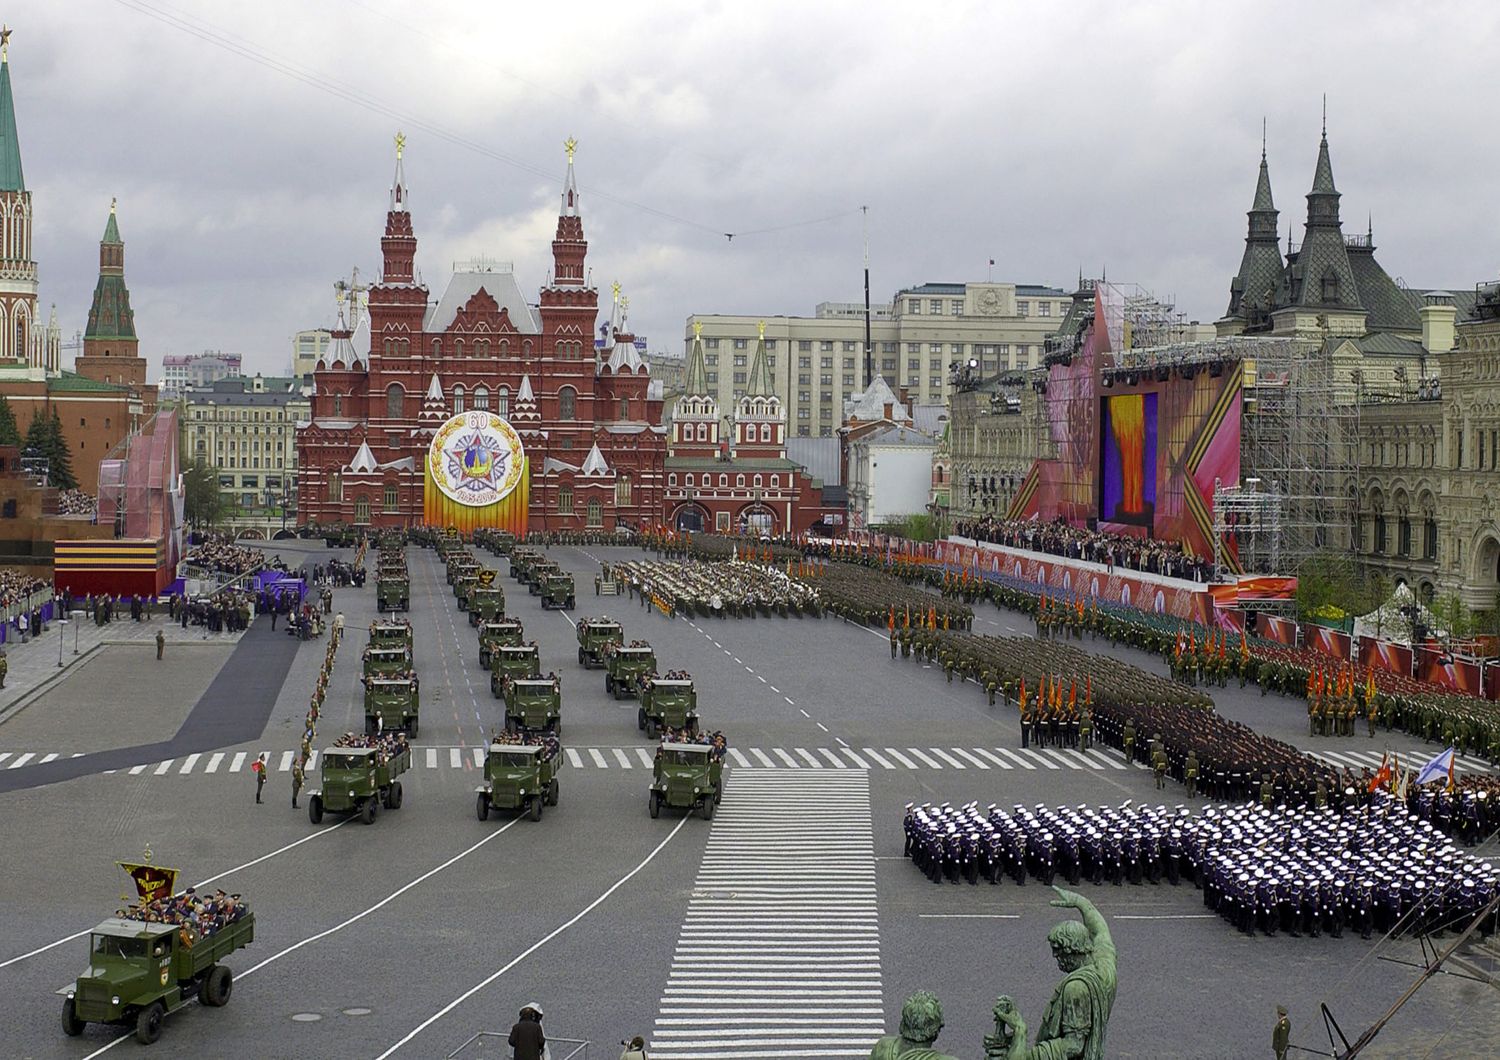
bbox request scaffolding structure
[1232,334,1357,575]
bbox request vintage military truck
[468,585,506,626]
[363,675,420,735]
[639,676,699,739]
[446,554,479,586]
[526,559,561,596]
[308,739,411,825]
[376,574,409,612]
[649,742,724,820]
[323,525,357,548]
[60,907,255,1044]
[454,571,481,612]
[605,643,656,700]
[489,644,541,697]
[540,572,576,610]
[504,676,561,734]
[477,619,525,668]
[509,548,542,583]
[362,645,411,678]
[576,617,624,668]
[475,740,561,822]
[368,620,413,651]
[474,528,517,557]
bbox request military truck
[454,571,481,612]
[475,739,562,822]
[576,617,624,668]
[649,742,724,820]
[60,907,255,1044]
[323,525,356,548]
[504,676,561,734]
[478,619,525,668]
[475,528,517,557]
[446,555,479,586]
[540,572,576,610]
[363,675,420,735]
[368,620,413,651]
[308,738,411,824]
[468,585,506,626]
[605,643,656,700]
[509,548,542,583]
[376,575,409,612]
[489,644,541,696]
[526,559,561,596]
[362,646,411,678]
[639,677,699,739]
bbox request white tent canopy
[1350,582,1445,646]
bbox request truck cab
[576,618,624,668]
[363,676,419,735]
[376,576,409,612]
[368,621,412,651]
[468,585,506,625]
[605,644,656,700]
[527,560,561,595]
[309,744,409,824]
[362,646,411,678]
[649,743,724,819]
[639,677,699,738]
[476,742,561,822]
[489,644,542,696]
[478,619,525,668]
[504,677,561,734]
[541,573,576,610]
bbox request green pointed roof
[0,55,24,192]
[1252,155,1275,212]
[102,204,121,243]
[1310,133,1337,196]
[745,329,774,396]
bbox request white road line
[0,753,11,766]
[427,748,440,769]
[990,747,1035,770]
[278,751,293,772]
[128,763,148,776]
[589,749,609,768]
[798,708,811,718]
[612,748,633,769]
[769,686,781,694]
[817,749,848,769]
[860,749,893,769]
[566,749,584,769]
[8,752,35,769]
[205,752,225,773]
[816,722,830,733]
[375,818,688,1059]
[40,752,59,763]
[229,752,246,773]
[950,748,990,770]
[918,913,1020,919]
[773,749,800,768]
[882,748,918,769]
[1016,748,1060,770]
[178,754,200,774]
[795,748,823,768]
[756,675,767,683]
[971,748,1013,770]
[472,748,485,768]
[928,748,966,769]
[1069,750,1103,770]
[1088,749,1127,771]
[905,748,943,769]
[728,749,752,768]
[449,748,462,769]
[635,748,655,769]
[750,749,776,768]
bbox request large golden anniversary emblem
[427,412,526,508]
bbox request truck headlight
[694,786,702,794]
[348,789,355,797]
[519,788,526,795]
[112,996,121,1005]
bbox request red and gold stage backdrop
[1357,636,1414,676]
[1259,614,1298,646]
[1008,287,1242,568]
[53,538,167,597]
[422,411,530,536]
[1304,624,1353,661]
[1415,647,1482,696]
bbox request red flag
[1368,753,1391,793]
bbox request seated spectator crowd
[955,515,1216,583]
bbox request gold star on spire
[564,137,578,163]
[757,320,766,339]
[1,26,11,62]
[110,196,117,214]
[611,280,622,303]
[394,131,406,160]
[693,320,703,340]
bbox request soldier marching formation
[610,559,821,618]
[291,615,344,807]
[116,888,248,945]
[904,797,1500,940]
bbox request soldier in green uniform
[291,760,304,809]
[1260,774,1275,809]
[1272,1004,1290,1060]
[1152,744,1168,790]
[1122,720,1136,764]
[1079,709,1093,753]
[0,647,7,688]
[1184,750,1199,798]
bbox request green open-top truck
[576,617,623,668]
[308,740,411,825]
[363,675,420,735]
[478,619,525,668]
[489,644,541,696]
[503,676,561,734]
[540,572,576,610]
[649,741,724,820]
[605,643,656,700]
[639,676,699,738]
[475,740,562,822]
[467,584,505,625]
[368,620,413,651]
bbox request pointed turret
[1306,129,1340,225]
[0,28,24,192]
[1284,123,1360,312]
[418,373,446,425]
[1223,141,1284,329]
[684,320,711,397]
[580,442,611,477]
[560,136,579,218]
[550,137,587,286]
[380,131,417,284]
[79,199,146,389]
[745,321,774,397]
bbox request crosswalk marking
[472,747,485,768]
[839,748,870,769]
[179,754,200,774]
[8,752,34,769]
[990,747,1034,770]
[1090,749,1128,771]
[449,748,461,769]
[1017,748,1060,770]
[129,763,147,776]
[565,749,584,769]
[882,748,917,769]
[0,753,11,766]
[635,748,655,768]
[773,748,799,768]
[427,748,440,769]
[589,749,608,768]
[817,748,847,768]
[795,748,822,768]
[950,748,990,769]
[905,748,943,769]
[229,752,246,773]
[278,751,293,772]
[206,752,224,773]
[928,748,966,769]
[861,748,893,769]
[972,748,1013,769]
[750,748,775,768]
[728,749,751,768]
[154,760,173,776]
[612,748,633,769]
[649,770,883,1058]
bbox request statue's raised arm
[985,886,1118,1060]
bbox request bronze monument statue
[986,887,1118,1060]
[869,990,960,1060]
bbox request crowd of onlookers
[56,489,97,516]
[0,568,49,611]
[955,516,1217,582]
[183,535,265,578]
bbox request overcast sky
[13,0,1500,376]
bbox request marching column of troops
[904,797,1500,940]
[291,617,344,808]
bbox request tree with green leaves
[183,456,225,528]
[44,407,78,491]
[0,394,20,449]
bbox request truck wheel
[476,793,490,821]
[605,675,615,695]
[714,783,723,805]
[700,797,715,821]
[547,779,559,806]
[577,647,585,665]
[392,782,404,809]
[309,795,324,824]
[408,719,418,738]
[61,998,84,1036]
[649,792,661,819]
[361,798,377,825]
[203,965,232,1007]
[646,719,658,739]
[566,597,575,610]
[377,600,385,613]
[638,708,647,731]
[135,1002,165,1045]
[365,717,377,737]
[529,797,543,822]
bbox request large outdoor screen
[1098,392,1157,529]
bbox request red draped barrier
[1357,636,1413,677]
[1304,624,1353,661]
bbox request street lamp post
[57,616,67,667]
[74,609,83,655]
